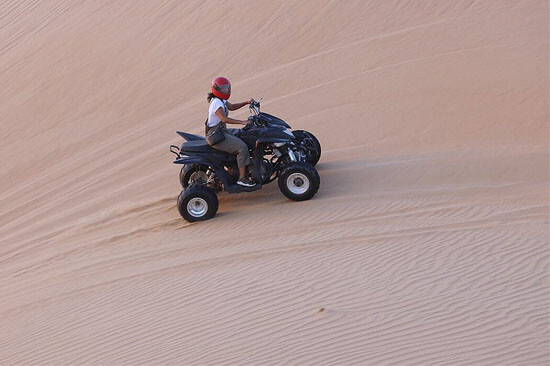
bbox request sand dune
[1,0,548,364]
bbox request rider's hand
[247,98,254,105]
[242,119,252,125]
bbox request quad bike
[170,99,321,222]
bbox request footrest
[225,183,262,194]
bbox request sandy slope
[0,0,548,364]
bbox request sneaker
[237,177,256,187]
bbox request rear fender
[177,131,205,141]
[173,156,210,165]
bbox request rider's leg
[239,166,247,179]
[212,133,251,178]
[226,129,249,179]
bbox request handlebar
[244,98,264,131]
[249,97,262,115]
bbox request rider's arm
[226,99,253,111]
[215,108,249,125]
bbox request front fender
[256,137,291,148]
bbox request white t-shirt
[207,98,228,127]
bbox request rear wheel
[177,185,218,222]
[293,130,321,166]
[180,164,209,189]
[278,162,320,201]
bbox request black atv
[170,99,321,222]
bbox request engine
[260,159,274,183]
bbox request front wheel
[278,162,320,201]
[177,185,219,222]
[293,130,321,166]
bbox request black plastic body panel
[258,112,291,128]
[177,131,205,141]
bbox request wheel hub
[189,171,208,184]
[187,197,208,217]
[303,137,315,149]
[287,172,310,195]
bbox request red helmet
[211,76,231,100]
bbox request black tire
[177,185,218,222]
[293,130,321,166]
[180,164,209,189]
[278,162,320,201]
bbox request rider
[206,76,256,187]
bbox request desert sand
[0,0,548,365]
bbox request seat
[180,140,216,153]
